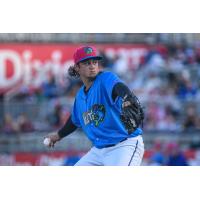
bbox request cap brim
[77,56,102,64]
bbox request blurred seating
[1,42,200,134]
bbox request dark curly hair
[68,65,80,78]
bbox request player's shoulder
[74,85,84,100]
[98,70,118,80]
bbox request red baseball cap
[73,46,102,64]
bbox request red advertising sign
[0,43,166,94]
[0,149,195,165]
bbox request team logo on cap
[84,47,93,54]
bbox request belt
[104,138,128,148]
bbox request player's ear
[74,64,80,72]
[74,64,79,69]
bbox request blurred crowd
[1,43,200,135]
[100,43,200,132]
[143,139,200,166]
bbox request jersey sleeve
[101,72,123,105]
[71,98,81,128]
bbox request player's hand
[44,132,61,148]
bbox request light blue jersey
[71,71,142,148]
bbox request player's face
[77,59,100,80]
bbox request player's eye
[82,61,90,66]
[81,60,98,66]
[92,60,98,65]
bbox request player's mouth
[90,71,96,74]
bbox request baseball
[43,138,51,146]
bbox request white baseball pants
[75,135,144,166]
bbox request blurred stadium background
[0,33,200,166]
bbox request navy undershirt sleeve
[112,82,132,101]
[57,116,77,138]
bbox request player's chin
[88,73,98,80]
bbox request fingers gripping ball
[120,93,144,134]
[43,138,51,147]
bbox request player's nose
[89,62,96,69]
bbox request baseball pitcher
[45,46,145,166]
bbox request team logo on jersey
[84,47,93,54]
[83,104,105,127]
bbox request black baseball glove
[120,93,144,134]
